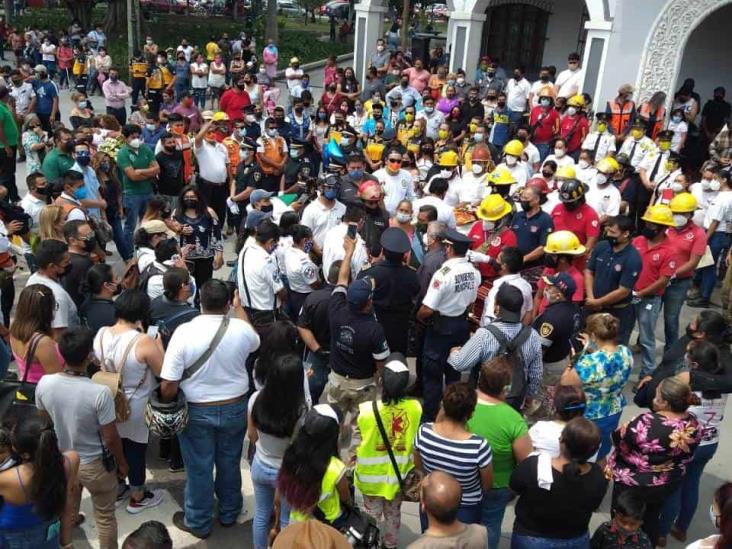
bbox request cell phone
[146,324,159,339]
[347,224,357,239]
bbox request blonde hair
[585,313,619,342]
[38,205,66,241]
[70,91,86,103]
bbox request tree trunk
[400,0,409,51]
[103,0,127,35]
[133,0,142,52]
[265,0,278,43]
[4,0,13,24]
[64,0,94,30]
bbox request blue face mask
[323,188,338,200]
[73,186,88,200]
[239,128,247,137]
[349,169,364,180]
[304,240,314,253]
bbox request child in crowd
[591,491,652,548]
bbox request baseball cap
[495,284,523,322]
[34,64,47,73]
[346,276,374,310]
[383,353,410,396]
[244,209,272,230]
[140,219,175,238]
[543,272,576,300]
[250,189,273,205]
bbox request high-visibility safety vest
[607,98,636,135]
[258,136,287,175]
[638,102,666,140]
[130,60,149,79]
[223,137,241,178]
[354,399,422,500]
[290,457,346,523]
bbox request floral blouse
[575,345,633,420]
[22,131,44,174]
[608,411,701,487]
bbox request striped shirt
[414,423,492,505]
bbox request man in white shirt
[284,57,304,97]
[505,65,531,128]
[554,53,583,98]
[9,70,36,117]
[516,127,541,175]
[301,178,347,252]
[480,247,533,326]
[528,66,553,108]
[372,148,415,215]
[414,177,457,229]
[20,171,49,227]
[54,170,88,221]
[160,279,259,538]
[586,166,621,225]
[416,96,445,140]
[194,119,231,224]
[322,206,370,279]
[237,219,286,315]
[176,39,194,62]
[27,239,79,335]
[581,112,616,162]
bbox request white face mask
[594,173,608,186]
[540,98,551,107]
[440,169,453,179]
[566,107,577,116]
[505,155,517,166]
[710,180,721,192]
[671,182,684,193]
[578,159,589,169]
[266,128,278,138]
[482,220,495,231]
[472,164,484,175]
[554,148,565,158]
[128,138,141,149]
[673,214,688,227]
[395,212,412,224]
[422,233,431,247]
[245,114,256,123]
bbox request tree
[265,0,278,42]
[102,0,127,34]
[300,0,320,24]
[400,0,409,51]
[62,0,97,29]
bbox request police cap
[441,228,472,254]
[380,227,411,254]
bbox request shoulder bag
[92,329,143,423]
[0,332,44,424]
[371,400,423,502]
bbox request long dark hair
[559,417,600,484]
[715,482,732,549]
[696,310,732,346]
[253,320,300,387]
[177,184,208,218]
[9,284,56,342]
[277,407,341,513]
[12,415,67,521]
[252,354,305,438]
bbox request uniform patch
[652,253,660,261]
[576,213,583,220]
[530,225,538,233]
[491,237,502,247]
[432,279,441,289]
[591,219,599,227]
[253,171,262,181]
[539,322,554,338]
[685,232,694,240]
[614,264,622,271]
[303,265,316,280]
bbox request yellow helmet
[476,194,512,221]
[543,230,587,255]
[503,139,524,157]
[641,204,675,226]
[596,157,619,175]
[212,111,230,122]
[567,94,585,108]
[488,166,516,186]
[555,165,577,180]
[669,192,698,214]
[438,150,459,167]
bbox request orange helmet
[471,144,492,162]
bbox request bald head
[421,471,462,524]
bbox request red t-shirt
[467,222,517,279]
[560,114,589,152]
[529,106,559,144]
[536,265,584,313]
[632,236,679,294]
[219,88,251,122]
[665,223,707,279]
[551,203,600,244]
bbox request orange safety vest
[175,134,194,182]
[258,136,287,175]
[607,99,636,135]
[223,137,241,178]
[638,103,666,140]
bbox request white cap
[313,404,339,424]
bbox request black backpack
[484,324,532,411]
[138,263,166,294]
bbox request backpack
[484,324,532,411]
[138,262,166,294]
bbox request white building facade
[354,0,732,112]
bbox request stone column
[354,0,388,84]
[446,10,487,75]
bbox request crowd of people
[0,15,730,549]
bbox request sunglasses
[388,158,401,164]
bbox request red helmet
[526,176,550,195]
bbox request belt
[189,394,246,407]
[200,178,228,186]
[331,369,374,382]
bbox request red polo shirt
[536,265,584,313]
[632,236,679,295]
[551,203,600,244]
[468,222,517,279]
[560,114,589,152]
[529,106,559,144]
[665,222,706,280]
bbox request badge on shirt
[614,264,622,271]
[303,265,316,280]
[530,226,538,233]
[591,219,598,227]
[539,322,554,338]
[491,237,502,247]
[652,253,660,262]
[254,171,262,181]
[576,213,583,220]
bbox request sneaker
[168,462,185,473]
[687,297,710,308]
[173,511,210,539]
[126,489,165,514]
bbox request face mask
[544,254,558,268]
[340,137,351,146]
[183,199,198,209]
[373,113,382,121]
[474,133,484,142]
[163,144,176,153]
[540,75,549,82]
[440,169,453,179]
[421,106,434,115]
[457,77,465,85]
[671,182,684,193]
[673,214,689,227]
[129,138,141,149]
[594,173,608,186]
[672,115,682,123]
[542,171,553,179]
[422,233,431,247]
[349,169,363,180]
[322,187,338,200]
[497,100,506,107]
[99,161,111,172]
[145,123,157,131]
[404,113,414,122]
[447,79,455,86]
[632,129,643,140]
[290,149,300,158]
[482,220,495,231]
[710,180,721,192]
[82,237,96,253]
[487,71,496,77]
[157,57,165,64]
[73,186,88,200]
[76,153,91,166]
[519,200,532,212]
[605,234,619,246]
[109,74,118,82]
[564,200,581,211]
[540,98,551,107]
[506,155,517,166]
[566,107,577,116]
[266,129,278,138]
[472,164,484,175]
[395,212,412,223]
[438,130,449,140]
[578,159,589,169]
[597,122,608,133]
[554,148,565,158]
[659,141,671,151]
[377,45,384,52]
[303,240,314,254]
[642,226,660,239]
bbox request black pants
[0,275,14,328]
[106,106,127,126]
[131,78,147,106]
[122,438,147,490]
[422,318,469,422]
[0,146,18,201]
[199,179,228,228]
[190,256,214,295]
[613,481,679,546]
[147,89,162,115]
[375,309,411,355]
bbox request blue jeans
[107,209,133,261]
[178,398,248,534]
[0,519,60,548]
[511,532,589,549]
[508,109,525,128]
[193,88,207,109]
[634,295,663,377]
[251,454,290,549]
[700,232,731,299]
[482,487,513,549]
[123,193,152,253]
[303,349,330,405]
[592,412,622,460]
[660,442,718,536]
[662,277,692,352]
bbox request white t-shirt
[10,83,36,116]
[523,141,541,173]
[161,314,259,403]
[413,195,457,229]
[541,190,562,216]
[372,168,415,215]
[208,62,226,87]
[322,223,369,280]
[301,198,347,248]
[190,62,209,89]
[542,154,575,169]
[703,190,732,232]
[284,246,319,293]
[668,119,689,153]
[506,78,531,112]
[481,273,533,326]
[27,272,79,329]
[238,244,284,310]
[446,172,488,207]
[555,68,583,98]
[20,193,46,228]
[494,161,529,190]
[690,181,718,228]
[41,43,56,61]
[575,165,596,185]
[586,183,621,219]
[195,140,229,183]
[177,44,194,62]
[284,67,304,92]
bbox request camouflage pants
[362,494,403,549]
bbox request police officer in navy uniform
[416,228,480,421]
[283,138,314,194]
[231,137,259,236]
[359,227,420,355]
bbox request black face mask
[35,185,49,196]
[163,145,176,153]
[260,204,274,213]
[642,226,660,240]
[487,71,495,77]
[519,200,533,212]
[416,222,427,234]
[542,171,553,179]
[82,238,96,253]
[373,113,383,120]
[605,234,619,247]
[563,200,580,211]
[540,75,549,82]
[497,101,506,107]
[544,254,558,268]
[183,199,198,209]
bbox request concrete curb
[274,51,354,78]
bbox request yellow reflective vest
[354,398,422,500]
[289,457,346,523]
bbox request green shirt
[41,148,75,184]
[467,399,528,488]
[116,144,155,195]
[0,102,18,148]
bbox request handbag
[88,215,113,245]
[92,330,143,423]
[314,505,380,548]
[0,333,43,424]
[371,400,423,502]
